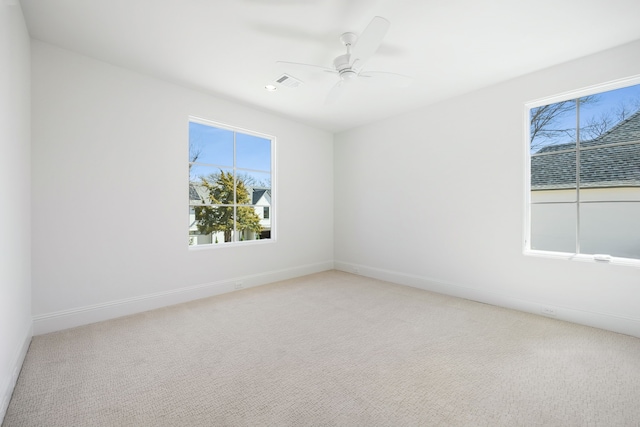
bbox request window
[188,118,274,247]
[526,79,640,263]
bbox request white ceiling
[19,0,640,133]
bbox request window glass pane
[236,206,266,241]
[189,122,234,167]
[191,168,235,205]
[189,206,201,246]
[579,84,640,146]
[189,184,203,204]
[236,132,271,172]
[580,202,640,259]
[237,171,271,204]
[189,213,215,245]
[531,151,576,202]
[193,205,235,244]
[189,164,222,187]
[580,143,640,196]
[253,186,272,239]
[234,174,252,208]
[530,100,576,154]
[530,203,576,253]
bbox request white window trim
[523,75,640,268]
[188,116,276,250]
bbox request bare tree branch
[530,96,598,151]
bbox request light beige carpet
[4,270,640,426]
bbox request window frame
[523,75,640,268]
[188,116,276,249]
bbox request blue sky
[580,83,640,124]
[189,121,272,186]
[531,83,640,150]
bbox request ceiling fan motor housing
[333,53,351,71]
[334,53,358,81]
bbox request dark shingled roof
[189,184,202,201]
[532,110,640,190]
[252,188,271,205]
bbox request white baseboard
[33,261,334,335]
[334,261,640,338]
[32,259,640,338]
[1,322,32,424]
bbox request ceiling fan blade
[358,71,413,88]
[325,80,347,105]
[350,16,390,69]
[276,61,337,74]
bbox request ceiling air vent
[275,74,303,89]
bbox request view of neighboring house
[189,183,271,245]
[530,110,640,258]
[251,187,272,240]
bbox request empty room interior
[2,0,640,425]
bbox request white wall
[335,40,640,337]
[0,1,32,421]
[31,41,334,333]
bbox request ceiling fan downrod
[335,32,358,81]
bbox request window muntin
[189,118,273,247]
[526,80,640,263]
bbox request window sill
[189,238,275,251]
[524,249,640,268]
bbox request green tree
[194,170,262,243]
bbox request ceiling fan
[276,16,412,104]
